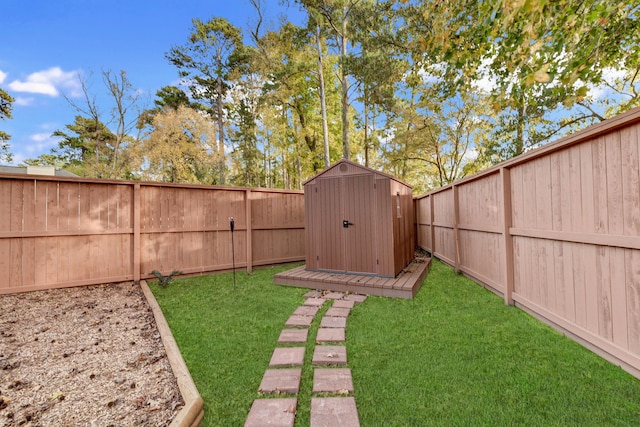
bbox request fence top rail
[415,105,640,201]
[0,173,304,195]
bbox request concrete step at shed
[344,294,367,303]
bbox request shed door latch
[343,220,353,228]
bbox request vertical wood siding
[303,160,414,278]
[0,179,304,294]
[414,106,640,377]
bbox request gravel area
[0,282,183,426]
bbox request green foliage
[167,17,248,184]
[150,270,182,287]
[0,88,14,163]
[27,1,638,190]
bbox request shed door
[315,175,377,274]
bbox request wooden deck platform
[274,255,431,299]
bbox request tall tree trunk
[296,155,302,190]
[216,74,225,184]
[316,25,330,169]
[364,87,370,167]
[341,6,350,160]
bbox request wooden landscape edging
[140,280,204,427]
[414,105,640,379]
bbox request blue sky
[0,0,304,166]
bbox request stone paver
[320,316,347,328]
[278,329,308,343]
[245,398,297,427]
[332,300,355,309]
[247,287,367,426]
[293,305,321,317]
[304,290,324,298]
[313,368,354,393]
[316,327,345,343]
[326,307,351,317]
[270,347,305,367]
[311,397,360,427]
[304,298,326,307]
[259,368,302,394]
[285,314,314,327]
[344,294,367,303]
[312,345,347,365]
[324,292,346,300]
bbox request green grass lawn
[150,260,640,426]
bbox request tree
[299,0,362,160]
[167,17,246,184]
[138,85,194,128]
[50,116,118,177]
[0,88,14,163]
[399,0,640,160]
[25,70,143,177]
[60,70,142,177]
[137,105,219,183]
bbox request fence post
[245,189,253,274]
[133,183,141,283]
[453,185,461,273]
[500,167,514,305]
[429,194,435,256]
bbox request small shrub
[150,270,182,287]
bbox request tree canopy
[24,0,639,194]
[0,88,14,163]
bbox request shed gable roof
[303,159,412,188]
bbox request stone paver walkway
[245,290,366,426]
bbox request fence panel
[251,191,305,266]
[0,177,305,294]
[414,106,640,377]
[0,179,134,292]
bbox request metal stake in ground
[230,217,236,290]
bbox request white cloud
[472,56,498,93]
[15,96,34,106]
[586,67,629,100]
[0,70,7,84]
[8,67,81,97]
[23,133,59,155]
[31,133,52,142]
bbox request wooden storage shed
[304,159,414,277]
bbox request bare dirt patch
[0,282,183,426]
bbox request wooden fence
[0,177,304,294]
[415,106,640,377]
